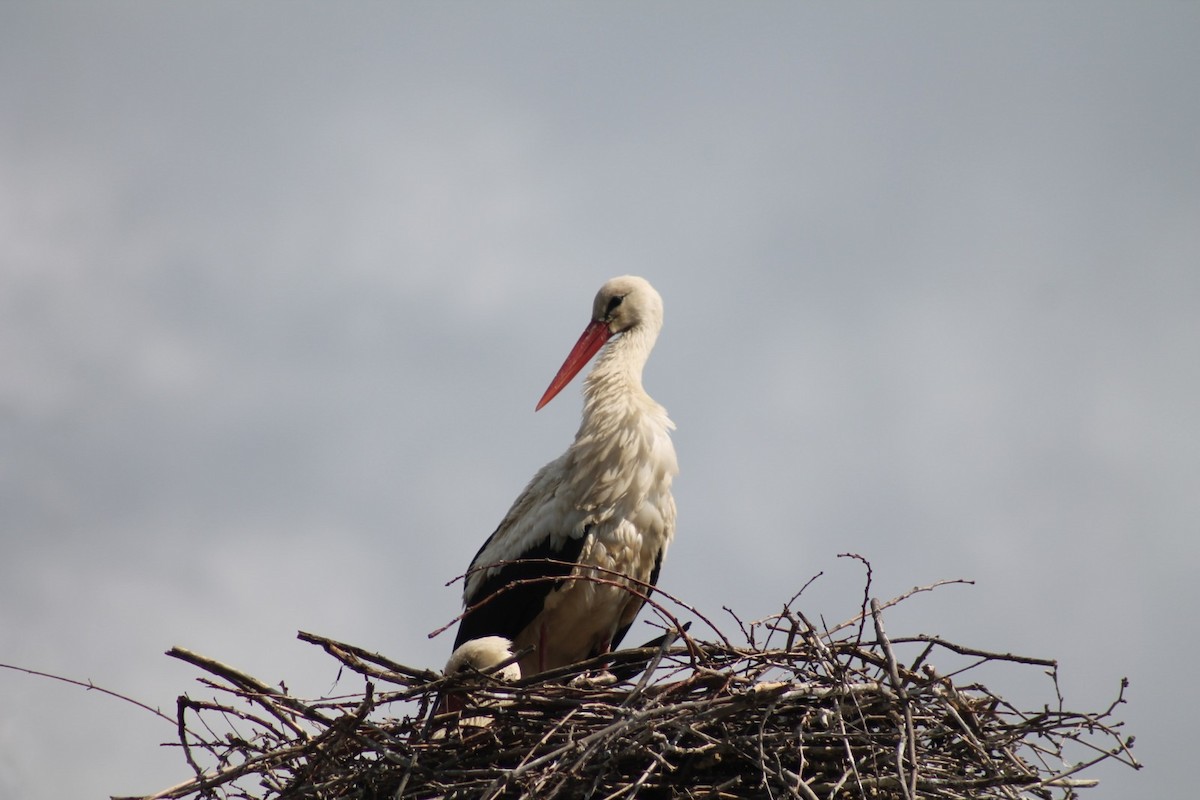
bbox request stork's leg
[538,623,548,674]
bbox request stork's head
[444,636,521,682]
[590,275,664,337]
[537,275,663,410]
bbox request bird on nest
[452,276,678,678]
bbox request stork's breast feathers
[576,403,677,551]
[577,513,670,585]
[463,397,676,608]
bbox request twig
[872,598,918,800]
[167,647,324,737]
[0,662,174,725]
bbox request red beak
[536,319,611,410]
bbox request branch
[0,661,174,725]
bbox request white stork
[444,636,522,682]
[439,636,521,728]
[453,275,677,677]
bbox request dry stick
[1048,729,1141,772]
[752,696,791,800]
[181,693,293,740]
[488,692,750,797]
[825,578,976,637]
[0,661,175,725]
[167,647,323,738]
[906,640,939,676]
[830,668,869,800]
[142,739,314,800]
[814,609,899,800]
[282,684,376,797]
[481,704,585,800]
[521,641,684,687]
[923,665,1001,773]
[622,626,681,707]
[552,700,648,795]
[872,599,918,800]
[299,630,530,718]
[764,570,825,654]
[599,750,662,800]
[781,570,825,617]
[297,631,439,682]
[790,765,821,800]
[174,696,206,787]
[1104,675,1133,717]
[890,635,1058,669]
[837,552,874,647]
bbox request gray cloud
[2,3,1195,796]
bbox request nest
[133,570,1137,800]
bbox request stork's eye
[605,295,625,316]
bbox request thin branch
[0,662,175,725]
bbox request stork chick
[440,635,521,728]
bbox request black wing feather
[453,532,588,650]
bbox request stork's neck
[580,324,659,422]
[569,319,676,507]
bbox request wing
[603,545,665,655]
[453,455,590,650]
[453,530,588,649]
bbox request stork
[444,636,523,683]
[452,275,677,677]
[439,636,521,729]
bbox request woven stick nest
[133,567,1137,800]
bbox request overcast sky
[2,3,1196,798]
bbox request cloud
[2,4,1198,798]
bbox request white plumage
[443,636,522,682]
[440,636,520,729]
[453,276,677,677]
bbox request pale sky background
[2,3,1196,798]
